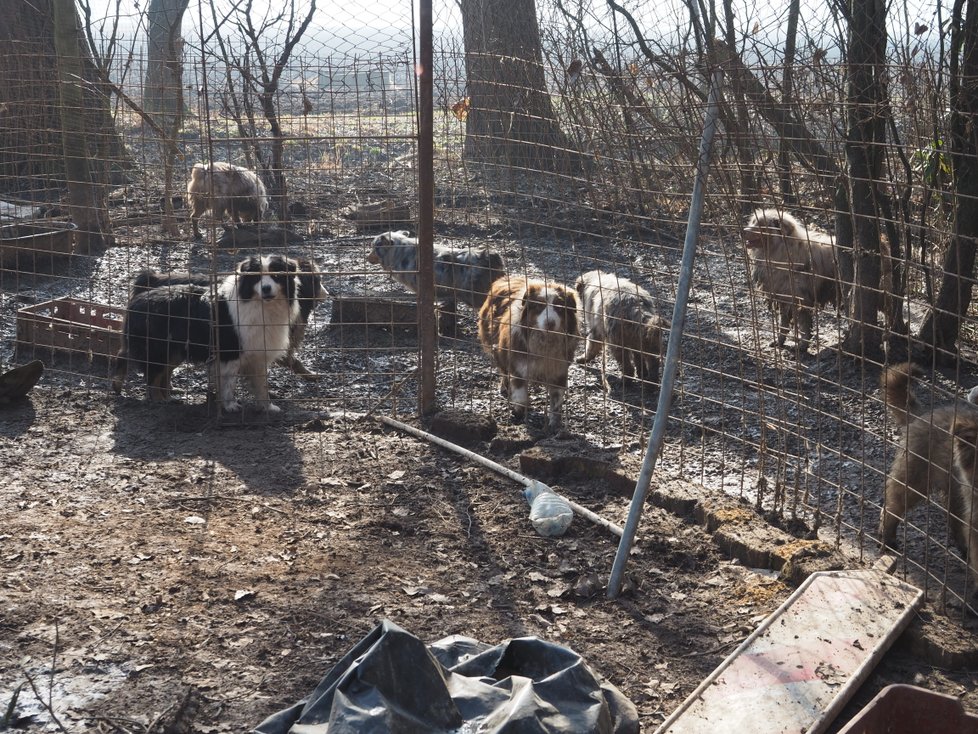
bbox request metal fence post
[607,67,725,598]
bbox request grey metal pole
[607,68,725,598]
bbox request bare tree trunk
[721,0,757,214]
[233,0,317,219]
[710,41,842,193]
[460,0,581,173]
[52,0,107,254]
[143,0,189,130]
[919,0,978,363]
[839,0,889,360]
[778,0,801,206]
[0,0,126,194]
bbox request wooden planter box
[0,222,76,271]
[330,292,457,335]
[16,297,123,362]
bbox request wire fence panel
[1,0,976,634]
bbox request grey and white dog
[368,230,505,309]
[575,270,670,391]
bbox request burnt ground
[2,186,978,731]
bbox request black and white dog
[125,258,328,379]
[111,254,306,413]
[368,230,505,309]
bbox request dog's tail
[881,362,923,427]
[131,268,163,295]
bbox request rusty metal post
[417,0,436,415]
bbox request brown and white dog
[743,208,841,352]
[187,162,269,239]
[575,270,670,391]
[478,276,580,433]
[881,362,978,588]
[368,230,506,309]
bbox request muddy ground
[2,387,977,733]
[2,183,978,731]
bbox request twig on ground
[364,367,419,418]
[21,670,69,734]
[1,682,24,729]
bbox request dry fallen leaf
[573,573,603,598]
[451,98,470,121]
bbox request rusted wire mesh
[1,0,975,620]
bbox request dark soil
[2,186,978,731]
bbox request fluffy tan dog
[743,208,841,352]
[478,276,580,433]
[881,362,978,589]
[574,270,670,391]
[187,162,269,239]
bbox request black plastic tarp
[253,619,640,734]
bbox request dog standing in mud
[112,254,302,413]
[478,276,580,433]
[128,258,328,379]
[368,230,505,309]
[575,270,670,391]
[187,162,269,239]
[743,208,842,352]
[881,362,978,590]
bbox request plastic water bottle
[524,481,573,537]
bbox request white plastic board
[656,569,923,734]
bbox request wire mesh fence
[2,0,977,628]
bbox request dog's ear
[560,287,580,334]
[743,211,768,245]
[954,417,978,447]
[574,277,586,298]
[237,255,261,273]
[777,212,801,238]
[516,283,533,326]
